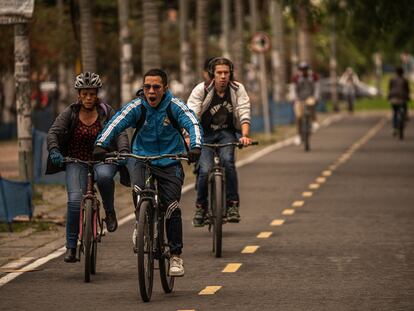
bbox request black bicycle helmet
[74,72,102,89]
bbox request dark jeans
[65,163,117,249]
[392,103,408,129]
[129,160,184,255]
[196,129,239,208]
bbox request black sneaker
[64,248,77,263]
[192,207,206,227]
[227,205,240,223]
[105,211,118,232]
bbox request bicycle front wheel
[158,213,174,293]
[83,199,93,283]
[398,108,405,140]
[137,200,154,302]
[303,114,311,152]
[212,174,223,258]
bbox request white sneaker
[293,135,301,146]
[132,228,137,253]
[312,122,320,132]
[169,256,184,277]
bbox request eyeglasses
[143,84,163,91]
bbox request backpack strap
[167,104,190,153]
[100,102,108,115]
[130,104,147,149]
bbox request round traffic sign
[251,32,271,53]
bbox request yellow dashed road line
[292,200,305,207]
[316,177,326,183]
[241,246,259,253]
[257,231,273,238]
[222,263,242,273]
[302,191,313,197]
[309,183,320,189]
[270,219,285,226]
[322,170,332,176]
[199,286,222,295]
[282,209,295,215]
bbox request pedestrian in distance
[93,68,203,277]
[46,72,130,263]
[187,57,252,227]
[291,61,321,145]
[388,66,410,136]
[339,67,359,113]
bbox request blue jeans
[65,163,117,249]
[392,103,407,129]
[196,130,239,208]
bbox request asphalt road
[1,113,413,311]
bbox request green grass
[355,97,391,110]
[0,220,58,233]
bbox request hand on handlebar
[187,147,201,163]
[239,136,252,146]
[93,145,109,161]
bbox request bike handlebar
[203,141,259,149]
[105,152,189,162]
[63,157,102,166]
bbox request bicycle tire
[212,174,223,258]
[91,218,98,275]
[158,213,174,293]
[137,200,154,302]
[83,199,93,283]
[303,115,311,152]
[399,108,405,140]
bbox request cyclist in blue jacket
[93,68,203,277]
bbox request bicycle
[63,157,105,283]
[203,141,258,258]
[106,152,188,302]
[394,104,406,140]
[299,100,312,152]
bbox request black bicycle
[203,141,258,258]
[395,104,406,140]
[106,152,188,302]
[63,157,105,283]
[299,100,312,152]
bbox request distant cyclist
[187,57,252,226]
[291,61,320,145]
[46,72,130,263]
[93,68,203,277]
[388,66,410,136]
[339,67,360,113]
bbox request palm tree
[270,0,287,101]
[196,0,209,81]
[142,0,161,72]
[79,0,97,72]
[179,0,192,99]
[233,0,244,82]
[118,0,134,105]
[221,0,231,59]
[296,0,311,64]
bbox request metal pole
[14,23,33,181]
[259,53,271,137]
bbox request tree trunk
[221,0,231,59]
[248,0,260,114]
[196,0,209,81]
[118,0,134,105]
[330,16,338,111]
[79,0,97,72]
[297,3,311,64]
[2,72,15,124]
[57,0,68,114]
[142,0,161,72]
[270,0,287,102]
[14,23,33,181]
[233,0,244,82]
[179,0,192,99]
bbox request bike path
[0,113,413,310]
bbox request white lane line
[199,286,222,295]
[1,257,34,270]
[0,114,345,287]
[222,263,242,273]
[257,231,273,238]
[270,219,285,226]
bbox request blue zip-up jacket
[96,90,203,167]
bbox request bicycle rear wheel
[158,213,174,293]
[212,174,223,258]
[83,199,93,283]
[398,108,405,140]
[303,114,311,152]
[137,200,154,302]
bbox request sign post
[251,32,272,137]
[1,0,35,181]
